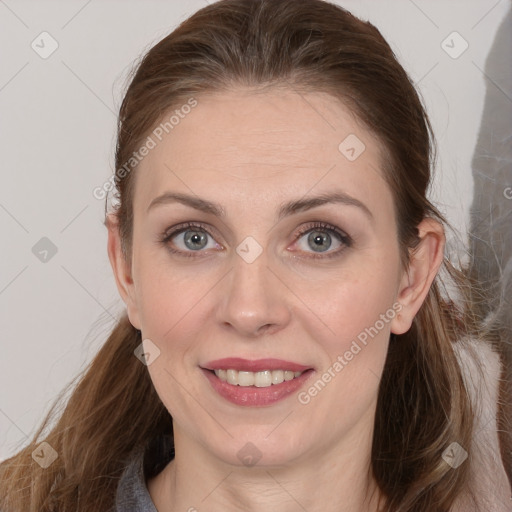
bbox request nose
[215,246,292,338]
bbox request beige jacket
[452,337,511,511]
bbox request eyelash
[159,221,353,260]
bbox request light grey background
[0,0,510,460]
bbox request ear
[390,218,445,335]
[106,214,142,330]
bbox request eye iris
[308,231,331,252]
[184,230,207,250]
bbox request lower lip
[202,368,314,407]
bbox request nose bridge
[216,240,290,336]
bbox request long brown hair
[0,0,498,510]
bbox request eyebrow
[147,191,373,221]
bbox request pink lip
[202,367,314,407]
[202,357,312,372]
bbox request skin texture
[107,87,445,512]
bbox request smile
[214,369,303,387]
[201,358,315,406]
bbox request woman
[1,0,510,510]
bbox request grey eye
[305,231,336,253]
[183,230,209,250]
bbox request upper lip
[202,358,312,372]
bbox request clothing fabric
[115,435,173,511]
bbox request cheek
[136,260,214,417]
[293,251,400,401]
[301,262,399,344]
[295,272,396,426]
[133,246,213,340]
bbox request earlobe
[106,214,142,330]
[390,218,445,335]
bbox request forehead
[134,87,392,214]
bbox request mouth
[201,358,315,406]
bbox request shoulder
[114,435,173,511]
[114,446,158,512]
[451,336,512,511]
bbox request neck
[148,424,383,512]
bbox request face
[117,87,408,468]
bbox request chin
[206,429,311,469]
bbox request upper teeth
[214,369,303,387]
